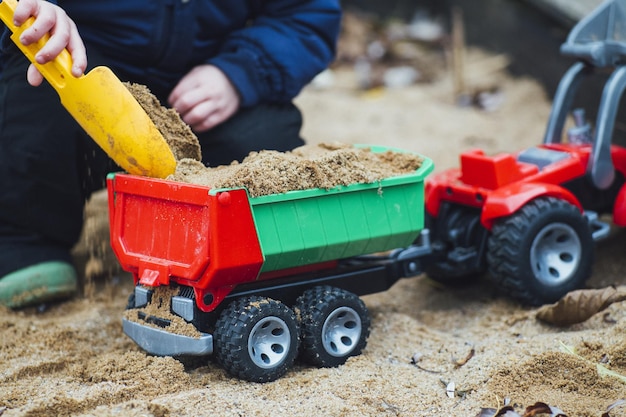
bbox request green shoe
[0,261,78,308]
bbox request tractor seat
[516,147,570,170]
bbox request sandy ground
[3,23,626,417]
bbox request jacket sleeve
[208,0,341,108]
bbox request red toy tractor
[423,0,626,305]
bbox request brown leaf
[523,402,551,416]
[535,287,626,326]
[495,406,521,417]
[454,347,475,368]
[522,401,567,416]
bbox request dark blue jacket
[2,0,341,107]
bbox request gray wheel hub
[322,306,362,357]
[248,316,291,369]
[530,222,581,286]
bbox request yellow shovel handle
[0,0,74,89]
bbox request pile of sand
[168,142,423,197]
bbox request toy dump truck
[107,145,434,382]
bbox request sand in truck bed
[167,142,423,197]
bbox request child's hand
[13,0,86,86]
[168,65,241,133]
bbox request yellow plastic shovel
[0,0,176,178]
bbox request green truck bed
[248,145,434,272]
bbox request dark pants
[0,50,304,277]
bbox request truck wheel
[214,296,300,382]
[487,197,593,306]
[295,286,370,368]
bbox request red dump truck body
[107,175,265,312]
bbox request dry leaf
[410,352,423,364]
[412,354,442,373]
[559,341,626,384]
[475,408,519,417]
[535,286,626,326]
[454,347,475,368]
[496,406,521,417]
[475,408,499,417]
[603,399,626,417]
[446,381,456,398]
[523,401,567,416]
[476,401,571,417]
[596,364,626,384]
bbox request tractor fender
[613,184,626,226]
[480,181,582,230]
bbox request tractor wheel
[295,286,370,368]
[424,206,487,285]
[214,296,300,382]
[425,262,485,286]
[487,197,593,306]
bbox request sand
[125,82,202,162]
[3,15,626,417]
[167,142,423,197]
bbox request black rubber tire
[213,296,300,382]
[487,197,594,306]
[424,209,486,286]
[295,286,370,368]
[425,263,485,286]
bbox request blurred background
[340,0,601,97]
